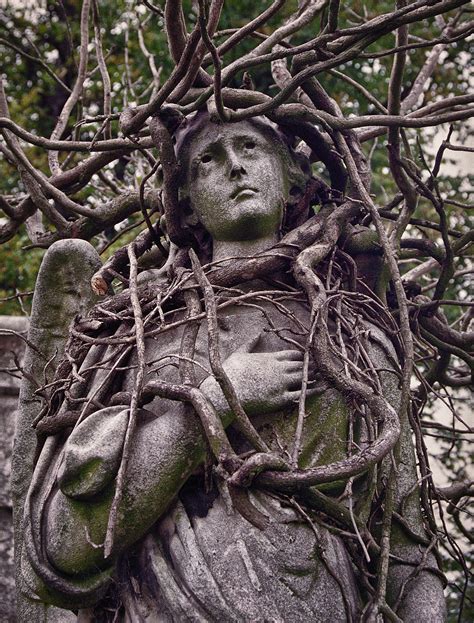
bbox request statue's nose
[230,163,246,179]
[227,151,247,179]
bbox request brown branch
[121,24,203,135]
[0,36,71,93]
[250,0,327,57]
[437,481,474,503]
[184,0,469,121]
[179,287,202,386]
[94,201,360,320]
[1,131,101,219]
[0,116,153,152]
[104,243,146,558]
[92,0,112,140]
[419,326,474,373]
[442,141,474,153]
[198,0,228,122]
[140,378,238,468]
[334,134,414,420]
[48,0,91,174]
[386,2,418,248]
[141,0,163,16]
[380,210,462,239]
[395,157,455,301]
[415,298,474,351]
[170,0,223,101]
[207,0,286,61]
[165,0,212,89]
[189,249,269,454]
[164,0,188,64]
[291,311,315,466]
[326,0,340,33]
[91,224,159,295]
[149,114,186,245]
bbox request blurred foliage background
[0,0,472,313]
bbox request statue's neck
[212,234,279,265]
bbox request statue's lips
[231,187,259,200]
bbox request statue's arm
[13,240,102,618]
[45,401,207,576]
[14,240,101,514]
[43,349,304,578]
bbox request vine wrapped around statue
[15,112,446,622]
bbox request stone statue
[13,114,446,622]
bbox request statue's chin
[220,221,278,242]
[217,202,282,241]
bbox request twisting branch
[400,15,457,114]
[334,133,414,420]
[0,36,71,93]
[1,131,98,219]
[180,286,202,386]
[386,1,418,248]
[104,243,146,558]
[149,114,186,245]
[91,224,159,296]
[164,0,211,92]
[189,248,269,454]
[208,0,286,61]
[48,0,91,174]
[0,77,46,242]
[92,0,112,140]
[120,24,203,135]
[251,0,327,57]
[395,156,455,301]
[170,0,224,102]
[198,0,228,122]
[326,0,341,32]
[291,310,315,466]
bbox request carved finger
[275,350,304,361]
[286,373,305,391]
[284,390,305,403]
[285,381,325,401]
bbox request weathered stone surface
[14,118,447,621]
[12,240,101,623]
[0,316,28,623]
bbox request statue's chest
[135,295,311,388]
[123,297,349,471]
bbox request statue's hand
[201,336,311,416]
[222,348,305,414]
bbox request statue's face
[185,122,287,242]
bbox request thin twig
[104,243,146,557]
[189,248,269,454]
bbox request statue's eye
[244,141,256,150]
[201,154,213,163]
